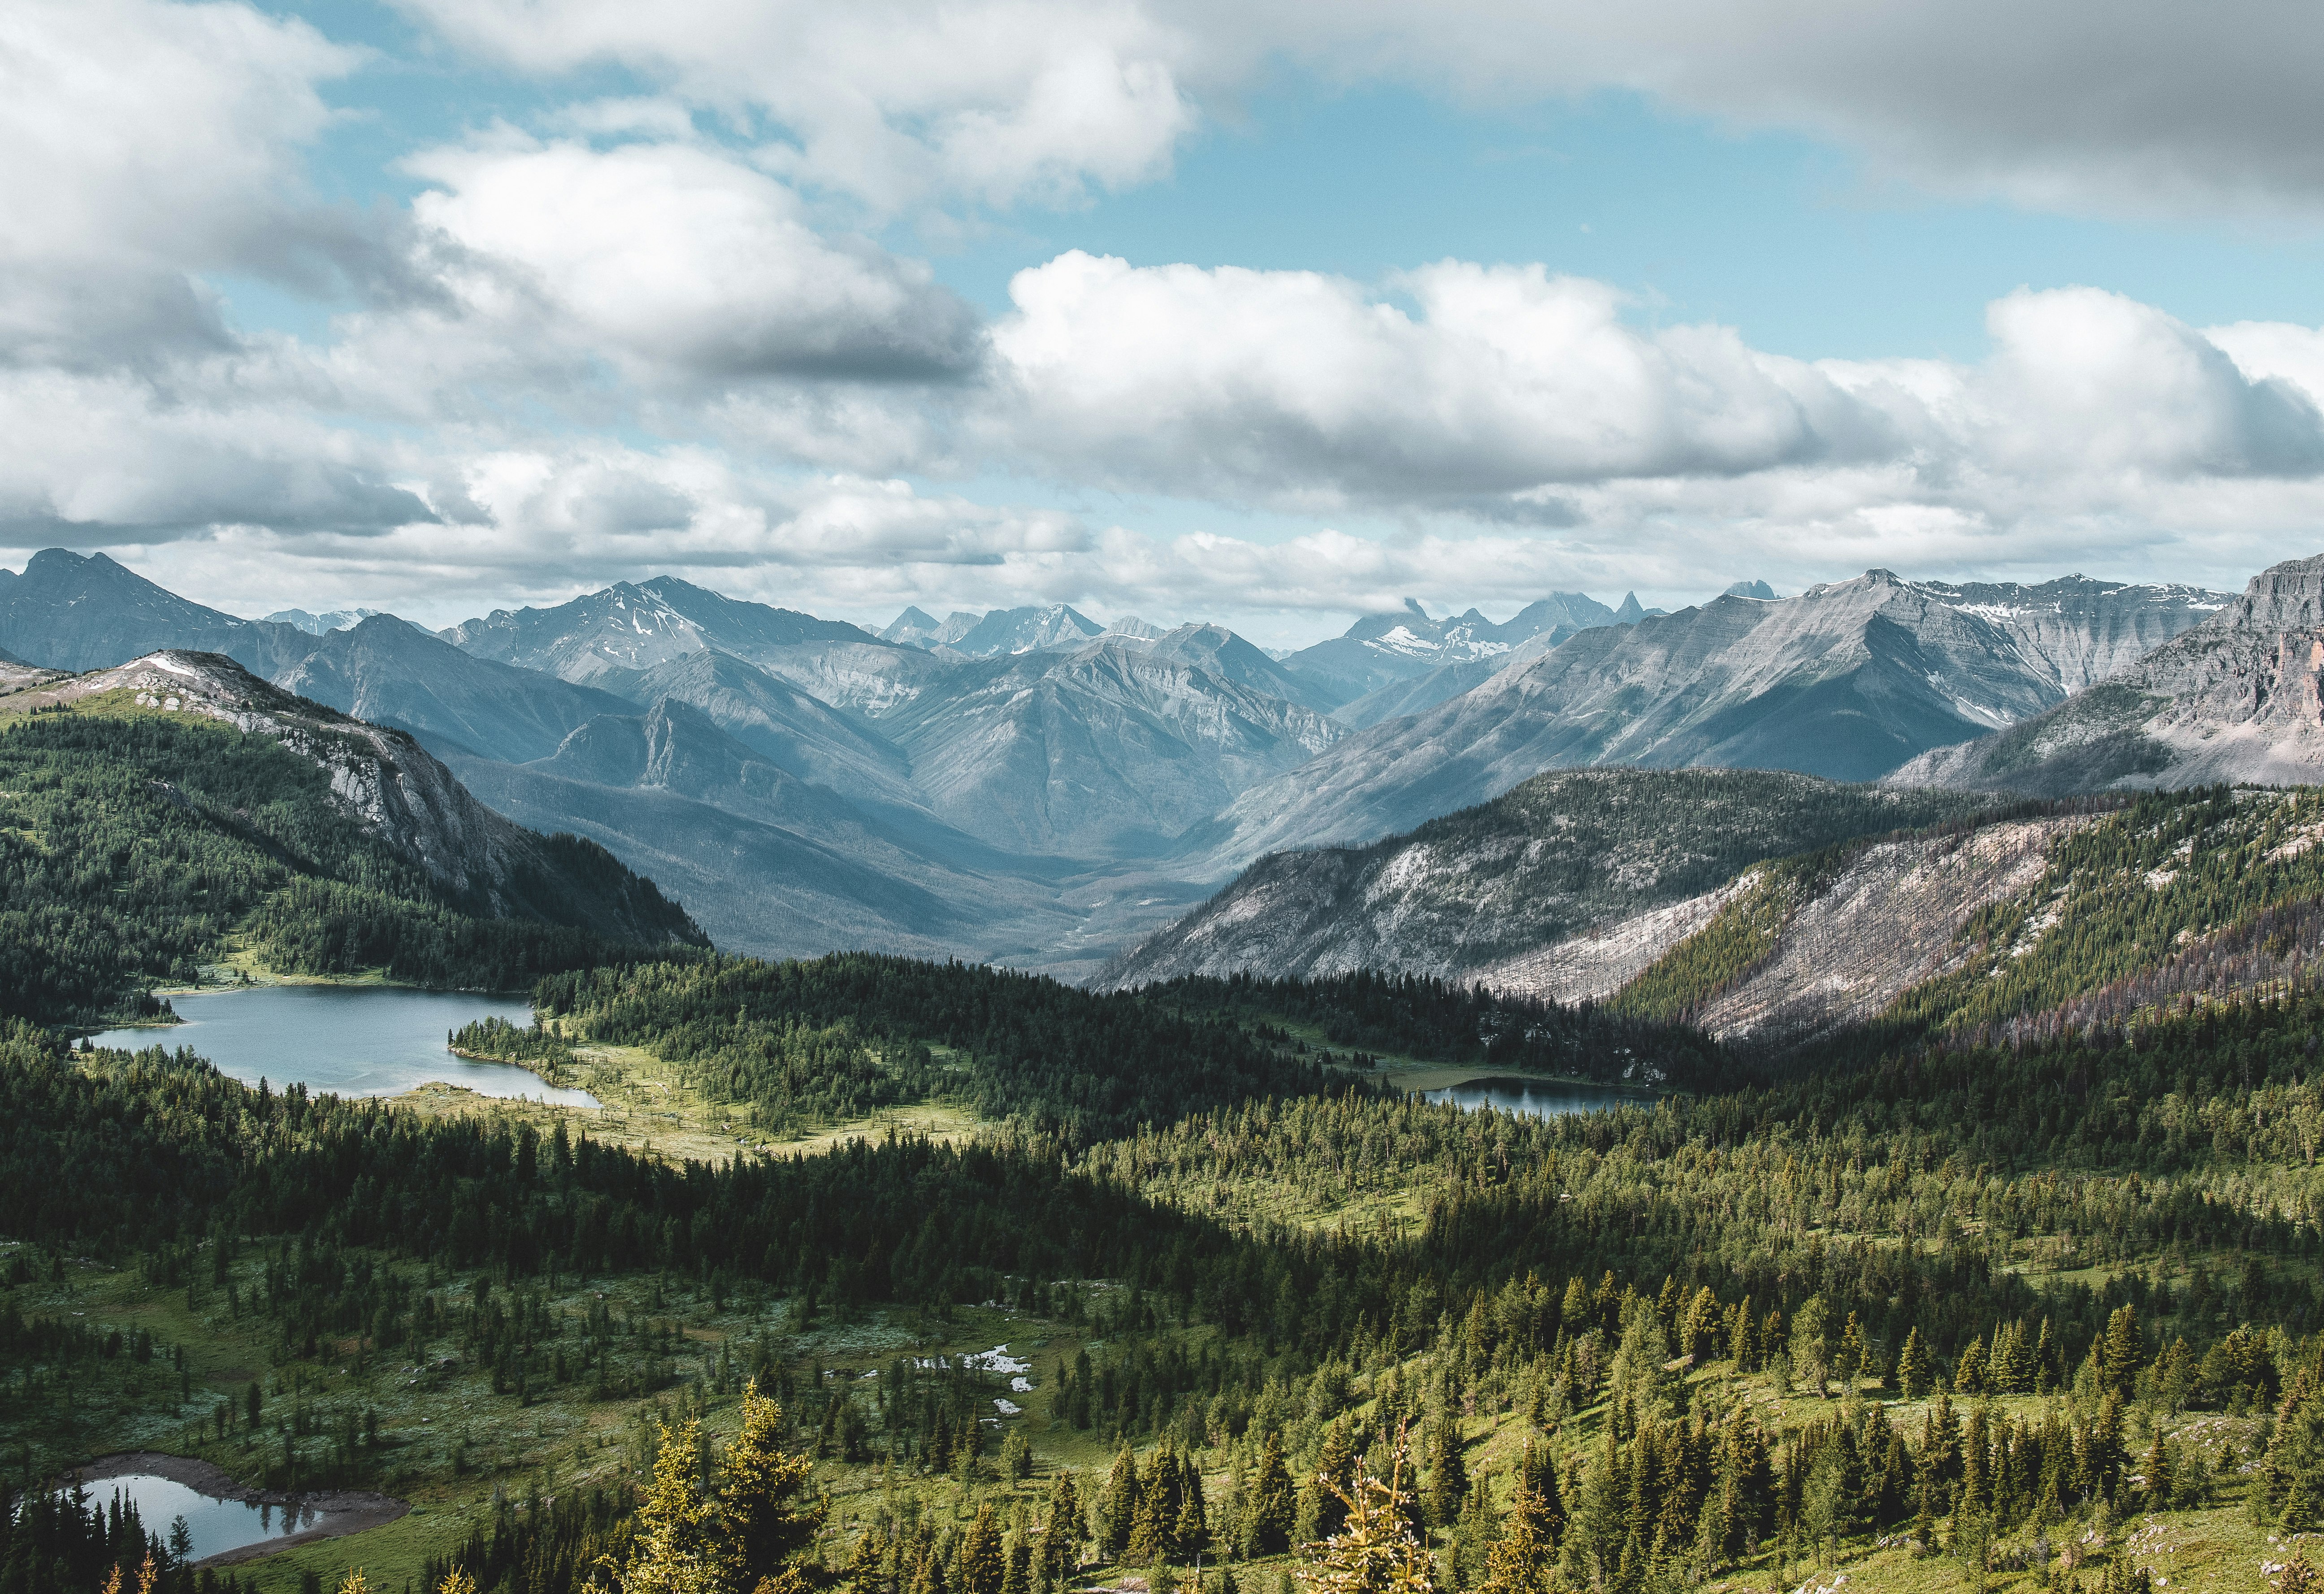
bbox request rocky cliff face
[32,652,703,947]
[1893,553,2324,794]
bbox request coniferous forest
[7,688,2324,1594]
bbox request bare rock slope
[1103,768,1982,987]
[1894,553,2324,794]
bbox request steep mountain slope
[1131,623,1343,715]
[1189,570,2226,875]
[0,549,318,676]
[1279,593,1617,706]
[1915,574,2226,693]
[876,637,1344,855]
[1104,768,1982,985]
[603,648,921,810]
[1894,553,2324,794]
[1591,785,2324,1050]
[0,652,705,1017]
[9,652,703,942]
[445,698,1088,964]
[272,615,636,763]
[1330,627,1569,730]
[444,576,936,718]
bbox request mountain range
[1893,554,2324,794]
[1176,570,2228,877]
[4,542,2306,979]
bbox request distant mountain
[1893,553,2324,793]
[878,606,948,646]
[264,606,381,634]
[443,576,929,719]
[447,697,1084,963]
[879,603,1108,656]
[0,549,317,676]
[1279,593,1619,707]
[874,637,1344,856]
[1101,616,1167,642]
[1723,580,1778,600]
[604,648,922,811]
[953,604,1104,656]
[273,615,636,763]
[1184,569,2230,875]
[1105,768,1982,987]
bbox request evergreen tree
[1105,1447,1142,1558]
[1422,1418,1469,1531]
[622,1417,726,1594]
[1303,1432,1438,1594]
[1896,1328,1929,1400]
[1478,1440,1552,1594]
[1315,1419,1359,1540]
[722,1381,824,1594]
[961,1503,1006,1594]
[1248,1434,1296,1557]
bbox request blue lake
[52,1473,332,1563]
[1425,1076,1652,1119]
[91,984,598,1107]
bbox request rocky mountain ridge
[1895,554,2324,794]
[5,650,704,948]
[1181,569,2230,876]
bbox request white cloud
[0,367,430,540]
[404,140,984,383]
[396,0,2324,220]
[395,0,1194,212]
[0,0,363,364]
[980,262,2324,521]
[986,252,1890,502]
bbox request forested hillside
[16,951,2324,1592]
[1603,785,2324,1052]
[0,685,701,1022]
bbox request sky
[8,0,2324,644]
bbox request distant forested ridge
[0,698,702,1022]
[501,953,1358,1143]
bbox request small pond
[1425,1076,1655,1120]
[90,985,598,1106]
[50,1474,331,1563]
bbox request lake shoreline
[54,1451,409,1568]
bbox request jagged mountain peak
[1893,548,2324,794]
[264,606,382,634]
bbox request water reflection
[1424,1076,1652,1120]
[90,985,597,1106]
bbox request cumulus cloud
[404,140,984,383]
[986,252,1889,502]
[0,368,432,541]
[0,0,369,365]
[979,261,2324,518]
[395,0,1194,212]
[395,0,2324,219]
